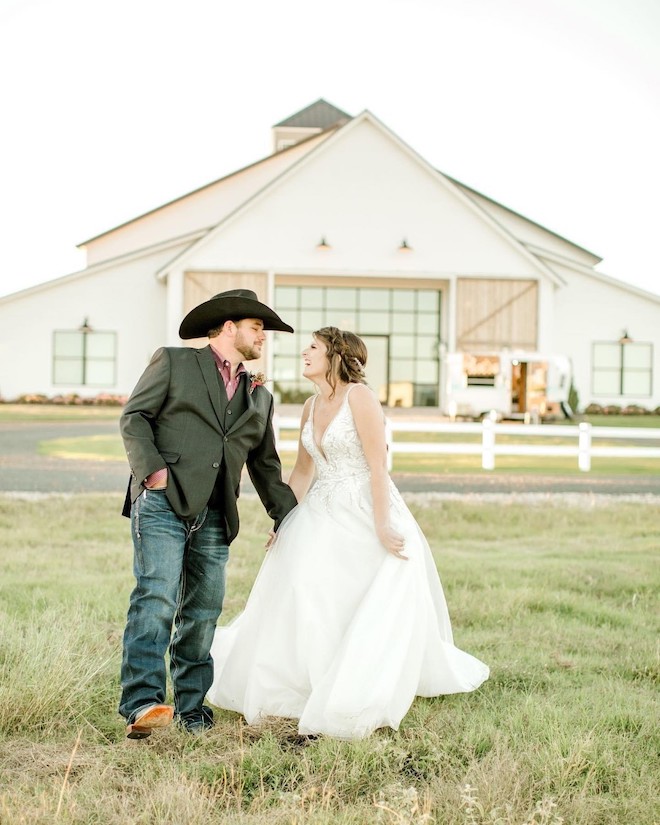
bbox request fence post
[482,417,496,470]
[578,422,592,471]
[385,417,393,472]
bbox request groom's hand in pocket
[144,468,168,490]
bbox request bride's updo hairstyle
[313,327,368,398]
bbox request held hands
[377,524,408,560]
[265,529,276,550]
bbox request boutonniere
[248,371,267,395]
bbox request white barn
[1,99,658,414]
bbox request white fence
[273,416,660,472]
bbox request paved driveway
[1,420,659,496]
[0,421,130,493]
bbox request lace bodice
[300,386,407,516]
[301,386,370,483]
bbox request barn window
[52,325,117,386]
[592,340,652,397]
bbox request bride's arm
[286,396,315,502]
[349,385,407,560]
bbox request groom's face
[234,318,266,361]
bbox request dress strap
[306,393,318,432]
[343,383,363,410]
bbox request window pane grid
[53,330,117,387]
[592,341,653,397]
[274,286,441,404]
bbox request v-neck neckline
[311,386,352,459]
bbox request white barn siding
[551,263,660,408]
[1,107,658,412]
[0,245,183,400]
[536,277,555,353]
[180,119,542,279]
[464,189,601,269]
[83,133,331,266]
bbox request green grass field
[0,494,658,824]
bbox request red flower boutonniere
[248,371,266,395]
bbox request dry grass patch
[0,493,658,824]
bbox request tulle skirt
[207,480,489,739]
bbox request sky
[1,0,659,300]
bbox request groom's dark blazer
[120,345,297,543]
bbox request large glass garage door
[273,285,441,406]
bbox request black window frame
[52,328,117,387]
[591,340,653,397]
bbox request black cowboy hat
[179,289,294,339]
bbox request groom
[118,289,297,738]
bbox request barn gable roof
[155,109,568,288]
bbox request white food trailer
[442,351,573,421]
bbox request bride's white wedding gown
[207,387,489,739]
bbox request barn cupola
[272,98,352,152]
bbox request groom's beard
[234,330,262,362]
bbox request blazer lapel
[195,346,226,431]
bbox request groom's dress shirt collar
[210,344,246,401]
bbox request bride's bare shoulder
[347,383,381,415]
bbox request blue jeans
[119,489,229,726]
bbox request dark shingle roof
[274,98,352,129]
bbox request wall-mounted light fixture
[78,318,93,384]
[317,237,331,250]
[617,330,633,395]
[399,238,412,252]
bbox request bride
[207,327,489,739]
